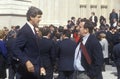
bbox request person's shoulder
[0,40,4,44]
[21,23,28,28]
[89,34,99,42]
[20,23,30,31]
[89,34,96,38]
[114,43,120,48]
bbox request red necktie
[80,42,92,65]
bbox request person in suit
[67,20,72,29]
[98,32,109,71]
[39,28,56,79]
[70,17,76,27]
[5,26,20,79]
[99,15,107,30]
[109,9,118,27]
[12,6,45,79]
[57,30,77,79]
[89,12,98,27]
[113,39,120,79]
[49,24,56,40]
[73,19,104,79]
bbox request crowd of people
[0,6,120,79]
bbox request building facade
[0,0,120,29]
[0,0,32,29]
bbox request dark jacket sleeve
[87,35,104,78]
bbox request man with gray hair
[12,6,45,79]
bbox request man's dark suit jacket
[39,37,56,79]
[57,38,77,71]
[13,23,42,79]
[113,43,120,79]
[81,34,104,79]
[113,43,120,66]
[109,12,118,22]
[39,37,56,68]
[89,16,98,27]
[70,21,75,27]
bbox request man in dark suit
[5,26,20,79]
[113,39,120,79]
[89,12,98,27]
[73,19,104,79]
[12,6,45,79]
[109,9,118,26]
[57,30,77,79]
[49,24,55,40]
[39,28,56,79]
[70,16,76,27]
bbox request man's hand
[25,60,34,72]
[40,67,46,76]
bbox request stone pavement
[5,65,117,79]
[102,65,117,79]
[54,65,117,79]
[53,64,118,79]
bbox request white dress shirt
[74,34,90,71]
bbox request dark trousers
[9,65,21,79]
[95,72,103,79]
[44,67,53,79]
[58,71,74,79]
[116,66,120,79]
[8,58,21,79]
[17,64,41,79]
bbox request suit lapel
[25,23,37,40]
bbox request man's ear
[30,16,34,20]
[84,28,89,33]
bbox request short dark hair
[62,30,71,38]
[26,6,43,21]
[71,17,75,20]
[81,19,94,34]
[15,25,20,29]
[67,20,71,23]
[42,28,51,36]
[91,12,95,15]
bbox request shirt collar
[43,36,49,39]
[27,21,35,34]
[63,37,69,40]
[82,34,90,45]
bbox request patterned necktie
[80,41,92,65]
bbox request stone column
[58,0,68,25]
[38,0,48,26]
[79,0,87,18]
[54,0,59,26]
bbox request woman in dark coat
[0,30,8,79]
[0,52,7,79]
